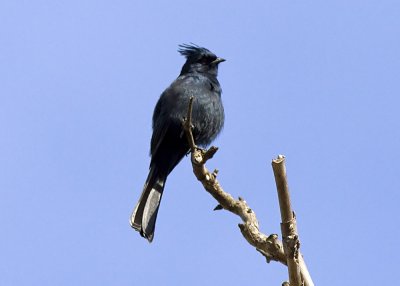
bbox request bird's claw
[195,147,208,156]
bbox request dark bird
[130,44,225,242]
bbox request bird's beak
[211,57,226,65]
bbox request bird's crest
[178,43,215,60]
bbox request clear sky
[1,1,399,285]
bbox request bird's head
[178,43,225,76]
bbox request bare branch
[272,155,314,286]
[182,101,314,285]
[182,101,286,264]
[182,96,196,153]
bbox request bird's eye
[200,57,209,64]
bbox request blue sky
[1,1,399,285]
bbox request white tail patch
[142,179,164,234]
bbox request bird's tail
[130,167,166,242]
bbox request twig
[183,97,196,153]
[272,155,314,286]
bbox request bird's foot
[185,145,204,156]
[195,146,207,153]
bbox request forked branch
[182,97,313,285]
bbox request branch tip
[272,154,286,164]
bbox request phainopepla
[130,44,225,242]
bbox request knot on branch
[255,234,285,264]
[281,217,300,261]
[283,234,300,261]
[281,217,298,237]
[191,146,218,166]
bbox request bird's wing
[149,76,195,169]
[150,94,170,157]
